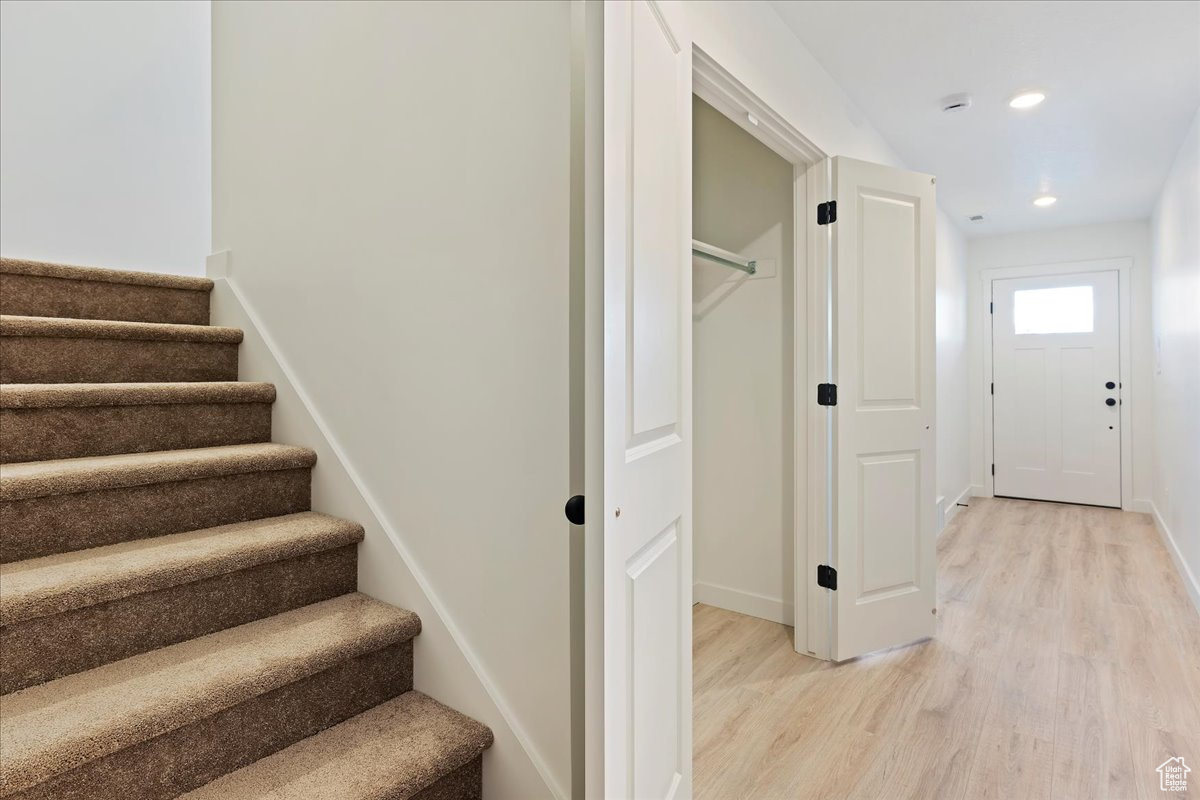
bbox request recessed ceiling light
[1010,91,1046,109]
[1033,195,1057,207]
[968,214,985,222]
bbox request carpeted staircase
[0,258,493,799]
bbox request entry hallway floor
[693,497,1200,800]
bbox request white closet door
[826,156,937,662]
[992,270,1121,507]
[596,1,692,798]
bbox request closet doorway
[692,95,797,625]
[691,51,827,658]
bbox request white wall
[936,211,971,519]
[966,220,1154,508]
[212,2,570,798]
[687,3,904,169]
[686,1,973,527]
[692,97,795,623]
[1150,107,1200,609]
[0,0,210,275]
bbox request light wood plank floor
[693,497,1200,800]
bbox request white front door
[824,156,937,662]
[992,270,1121,507]
[596,1,692,798]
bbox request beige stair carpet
[0,257,493,799]
[0,381,275,462]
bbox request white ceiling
[772,0,1200,235]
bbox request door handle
[1106,398,1116,406]
[1105,381,1116,390]
[565,495,585,525]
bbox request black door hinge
[817,383,838,406]
[990,382,994,395]
[991,463,995,476]
[817,564,838,590]
[817,201,837,225]
[989,301,994,314]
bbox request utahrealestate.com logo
[1158,757,1190,792]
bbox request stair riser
[411,759,484,800]
[1,469,311,562]
[0,338,239,383]
[1,546,357,694]
[0,273,210,325]
[8,641,414,800]
[0,403,273,463]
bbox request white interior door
[596,1,692,797]
[992,270,1121,507]
[825,156,937,662]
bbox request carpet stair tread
[182,691,493,800]
[0,593,421,794]
[0,314,241,344]
[0,258,214,292]
[0,512,363,626]
[0,382,275,408]
[0,443,317,501]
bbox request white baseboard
[970,483,989,498]
[694,581,793,626]
[1149,502,1200,615]
[937,487,972,537]
[1129,498,1154,514]
[942,486,972,531]
[206,268,562,800]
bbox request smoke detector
[941,93,973,113]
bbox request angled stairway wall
[207,256,560,800]
[210,3,575,797]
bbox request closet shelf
[692,239,756,275]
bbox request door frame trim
[692,46,831,659]
[979,257,1134,510]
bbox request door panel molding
[856,190,920,409]
[624,518,683,800]
[856,450,921,601]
